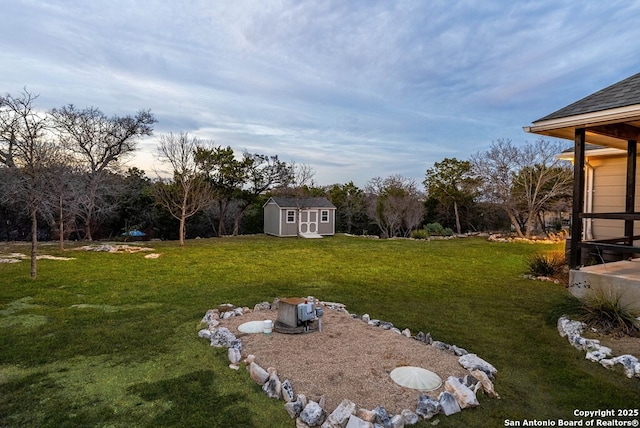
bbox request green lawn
[1,235,638,427]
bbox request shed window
[286,210,295,223]
[320,210,329,223]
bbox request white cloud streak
[2,0,640,185]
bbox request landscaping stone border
[198,298,501,427]
[557,316,640,379]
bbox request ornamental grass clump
[579,291,640,337]
[551,292,640,337]
[528,251,566,277]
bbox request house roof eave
[526,104,640,133]
[524,104,640,150]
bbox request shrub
[580,291,640,336]
[411,229,430,240]
[423,223,453,236]
[528,251,566,277]
[549,292,640,336]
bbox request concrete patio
[570,259,640,313]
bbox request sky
[2,1,640,187]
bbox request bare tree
[154,132,214,246]
[43,159,83,250]
[513,140,573,237]
[471,139,524,236]
[50,105,156,240]
[0,89,58,278]
[366,175,424,238]
[471,138,572,238]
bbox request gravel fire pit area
[198,299,500,427]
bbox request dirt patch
[583,331,640,357]
[219,307,470,415]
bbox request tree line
[1,89,573,277]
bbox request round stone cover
[390,366,442,391]
[237,320,267,334]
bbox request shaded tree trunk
[30,208,37,278]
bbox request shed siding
[263,197,336,237]
[263,201,281,236]
[279,209,298,236]
[317,209,336,235]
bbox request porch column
[625,140,637,246]
[570,128,586,269]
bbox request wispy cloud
[2,0,640,185]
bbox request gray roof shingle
[535,72,640,122]
[269,196,336,208]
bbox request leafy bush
[423,222,453,236]
[528,251,566,277]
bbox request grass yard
[1,235,638,427]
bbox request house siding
[589,156,640,241]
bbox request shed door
[299,210,318,234]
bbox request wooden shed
[263,197,336,237]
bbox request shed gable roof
[267,196,335,209]
[535,72,640,122]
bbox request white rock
[197,329,213,339]
[391,414,404,428]
[373,406,390,427]
[599,358,615,369]
[355,409,376,422]
[345,415,373,428]
[612,355,640,378]
[557,316,586,337]
[458,354,497,378]
[262,367,282,399]
[586,350,609,362]
[254,301,271,311]
[444,376,479,409]
[228,347,241,364]
[300,401,326,427]
[415,395,440,419]
[282,379,295,403]
[249,362,269,385]
[402,328,411,337]
[326,399,356,428]
[470,369,500,399]
[438,391,461,416]
[400,409,418,425]
[285,394,307,419]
